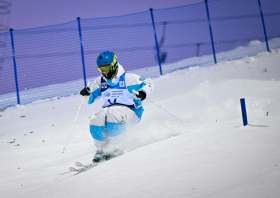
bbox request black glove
[80,87,90,96]
[135,91,146,101]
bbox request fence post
[257,0,270,52]
[9,28,20,105]
[149,8,163,75]
[204,0,217,64]
[77,17,87,87]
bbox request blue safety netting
[80,11,155,81]
[10,21,84,105]
[152,3,213,73]
[0,31,16,108]
[209,0,269,62]
[261,0,280,48]
[0,0,279,110]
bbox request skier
[80,51,153,162]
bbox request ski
[69,162,98,174]
[69,150,123,175]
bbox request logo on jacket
[102,83,107,89]
[138,77,145,81]
[119,81,125,87]
[105,92,111,98]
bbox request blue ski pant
[89,105,140,150]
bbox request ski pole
[132,90,187,124]
[62,81,91,154]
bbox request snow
[1,45,280,198]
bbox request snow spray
[133,90,187,124]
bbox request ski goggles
[97,64,112,73]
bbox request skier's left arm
[126,73,153,101]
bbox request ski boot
[103,149,124,160]
[103,151,116,160]
[92,150,104,163]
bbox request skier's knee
[89,115,104,126]
[106,107,124,123]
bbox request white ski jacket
[88,64,153,119]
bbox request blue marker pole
[204,0,217,64]
[10,29,20,105]
[149,8,163,75]
[240,98,248,126]
[77,17,87,87]
[257,0,270,52]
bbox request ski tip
[69,167,77,172]
[75,162,83,167]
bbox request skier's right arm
[87,77,102,104]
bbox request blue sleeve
[88,88,101,104]
[127,83,147,94]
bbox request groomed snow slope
[0,49,280,198]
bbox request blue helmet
[96,51,118,79]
